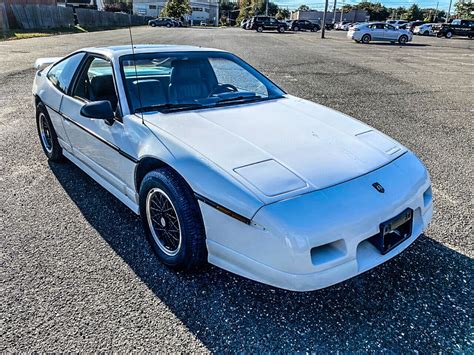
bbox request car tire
[398,35,408,45]
[445,31,453,38]
[468,34,472,39]
[361,34,371,44]
[293,26,299,31]
[36,102,63,162]
[423,30,429,36]
[139,168,207,271]
[437,32,443,38]
[256,26,263,32]
[278,26,285,33]
[150,22,156,27]
[166,23,171,28]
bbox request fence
[76,8,150,27]
[8,4,152,30]
[1,3,9,32]
[11,4,74,29]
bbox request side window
[385,24,395,30]
[209,58,268,97]
[73,57,118,110]
[47,53,85,93]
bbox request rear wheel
[468,34,472,39]
[399,35,408,45]
[150,22,156,27]
[361,34,371,44]
[278,26,285,33]
[139,168,207,271]
[166,23,172,28]
[256,25,263,32]
[445,31,453,38]
[36,102,63,162]
[423,30,429,36]
[437,32,443,38]
[293,25,299,31]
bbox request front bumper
[201,151,433,291]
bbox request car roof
[80,45,224,59]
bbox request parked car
[414,23,435,36]
[432,19,474,38]
[348,22,413,44]
[148,18,175,28]
[249,16,288,33]
[288,20,320,32]
[404,21,425,32]
[340,22,353,31]
[240,19,250,29]
[335,21,350,30]
[33,45,432,291]
[386,20,408,28]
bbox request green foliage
[455,0,474,19]
[401,4,423,20]
[160,0,191,19]
[237,0,253,24]
[353,1,390,21]
[276,8,290,20]
[298,5,310,11]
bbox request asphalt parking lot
[0,27,472,352]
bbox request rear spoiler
[34,57,63,71]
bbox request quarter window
[47,53,85,93]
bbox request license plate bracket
[369,208,413,255]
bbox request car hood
[144,96,406,201]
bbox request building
[291,9,369,24]
[133,0,219,25]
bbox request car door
[42,53,86,153]
[384,24,399,40]
[368,24,385,40]
[59,55,136,195]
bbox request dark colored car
[250,16,288,33]
[433,19,474,38]
[148,18,175,28]
[289,20,320,32]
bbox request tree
[353,1,390,21]
[401,4,423,20]
[455,0,474,19]
[220,0,240,25]
[298,4,310,11]
[276,8,290,19]
[160,0,191,19]
[237,0,253,24]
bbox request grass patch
[1,25,146,41]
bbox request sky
[272,0,454,12]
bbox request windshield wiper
[215,95,263,106]
[135,103,205,113]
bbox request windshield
[120,51,285,114]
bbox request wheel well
[34,95,42,107]
[134,157,170,192]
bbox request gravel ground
[0,27,472,352]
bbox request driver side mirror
[80,100,115,125]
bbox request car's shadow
[365,42,431,47]
[49,160,471,351]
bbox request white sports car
[32,45,433,291]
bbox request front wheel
[361,34,371,44]
[36,102,63,162]
[293,26,299,31]
[423,31,429,36]
[139,168,207,271]
[278,26,285,33]
[445,31,453,38]
[166,23,172,28]
[256,26,263,33]
[398,35,408,45]
[150,22,156,27]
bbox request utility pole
[340,0,344,22]
[321,0,329,38]
[446,0,452,22]
[265,0,268,16]
[434,1,439,22]
[332,0,337,24]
